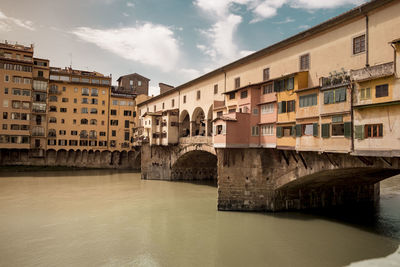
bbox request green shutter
[282,101,287,113]
[379,124,383,137]
[335,89,340,103]
[344,122,352,138]
[324,92,329,104]
[296,124,302,137]
[328,91,334,104]
[322,123,330,138]
[354,125,364,140]
[313,123,318,137]
[291,126,296,137]
[278,102,282,114]
[276,126,282,138]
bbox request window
[376,84,388,98]
[90,108,97,114]
[110,120,118,126]
[130,80,134,86]
[71,131,78,135]
[172,99,175,107]
[365,124,383,138]
[214,84,218,94]
[112,130,116,137]
[82,88,89,96]
[81,108,88,114]
[299,94,317,107]
[22,90,30,96]
[261,124,273,136]
[62,86,66,91]
[251,126,259,136]
[332,124,344,136]
[153,105,156,112]
[91,98,98,105]
[62,98,68,103]
[91,88,98,96]
[112,100,118,105]
[262,84,273,94]
[240,90,248,99]
[120,101,126,106]
[2,124,7,130]
[276,126,293,138]
[74,88,78,93]
[60,108,67,113]
[279,100,296,113]
[274,77,294,92]
[49,117,57,123]
[302,124,314,136]
[360,88,371,100]
[3,112,7,119]
[138,80,142,86]
[162,103,165,109]
[82,98,89,104]
[124,110,132,116]
[4,88,8,94]
[261,103,274,114]
[59,130,66,135]
[300,54,310,70]
[49,106,57,112]
[38,71,43,77]
[3,100,8,107]
[100,132,106,136]
[81,119,88,125]
[229,108,236,113]
[125,132,130,141]
[111,110,117,115]
[217,111,223,118]
[234,77,240,89]
[73,108,77,113]
[4,75,9,82]
[323,87,346,104]
[353,34,365,55]
[197,90,201,100]
[263,68,270,81]
[90,119,97,125]
[183,95,186,103]
[12,89,21,95]
[125,120,129,128]
[253,108,258,115]
[73,119,76,124]
[102,101,105,106]
[229,92,235,100]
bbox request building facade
[136,0,400,157]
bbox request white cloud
[72,23,180,72]
[178,68,201,80]
[148,85,160,96]
[289,0,366,9]
[0,10,35,31]
[122,12,129,17]
[126,2,135,7]
[272,17,295,24]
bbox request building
[116,73,150,96]
[136,0,400,157]
[0,42,34,149]
[47,67,111,151]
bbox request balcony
[32,127,45,137]
[32,103,47,113]
[350,62,394,82]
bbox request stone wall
[217,148,400,211]
[0,149,141,169]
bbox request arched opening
[171,150,217,182]
[207,105,213,137]
[276,167,400,210]
[180,110,190,137]
[191,107,205,136]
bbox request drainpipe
[350,83,354,153]
[365,15,369,67]
[391,43,397,78]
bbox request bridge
[137,0,400,211]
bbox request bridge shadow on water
[170,179,218,188]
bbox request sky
[0,0,367,95]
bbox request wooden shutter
[222,124,226,134]
[313,123,318,137]
[322,123,330,138]
[291,126,296,137]
[276,126,282,138]
[282,101,287,113]
[354,125,364,140]
[296,124,302,137]
[344,122,352,138]
[324,92,329,104]
[379,124,383,137]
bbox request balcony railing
[350,62,394,82]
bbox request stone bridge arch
[217,148,400,211]
[171,144,217,181]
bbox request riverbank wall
[0,149,141,170]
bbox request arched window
[81,119,88,125]
[90,119,97,125]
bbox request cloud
[72,23,180,72]
[272,17,295,24]
[126,2,135,7]
[0,10,35,31]
[298,24,310,30]
[289,0,366,9]
[122,12,129,17]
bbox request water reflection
[0,170,398,267]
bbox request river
[0,170,399,267]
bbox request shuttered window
[354,125,364,140]
[313,123,318,137]
[344,122,352,138]
[376,84,388,98]
[296,124,302,137]
[322,124,330,138]
[299,94,317,107]
[276,126,282,138]
[323,87,346,104]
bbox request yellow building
[0,42,34,149]
[47,67,111,151]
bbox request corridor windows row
[0,135,29,144]
[323,87,346,104]
[2,112,30,121]
[278,100,295,113]
[47,139,107,147]
[299,94,317,108]
[261,103,274,114]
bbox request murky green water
[0,170,399,267]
